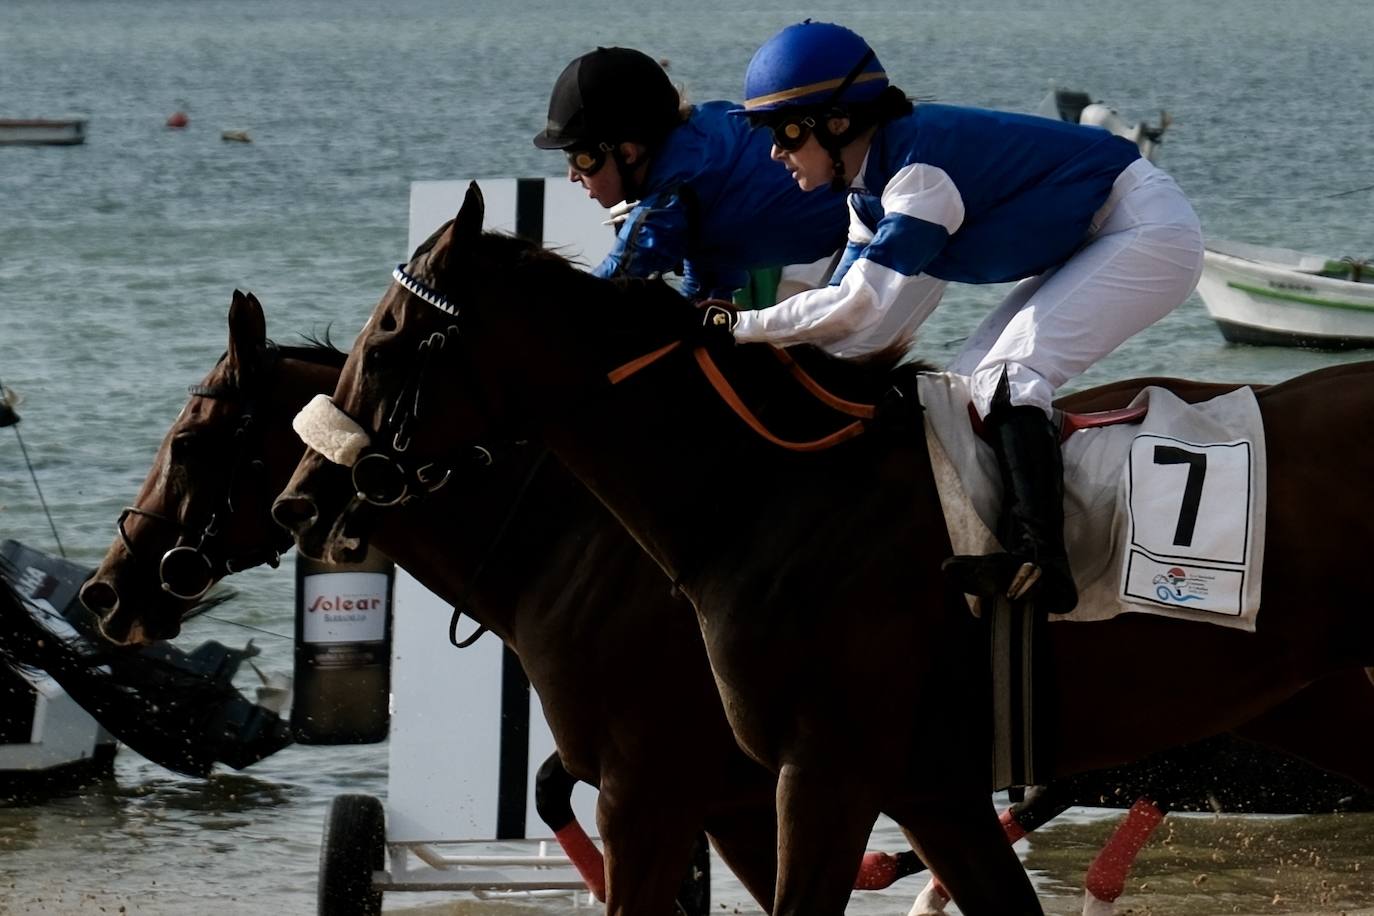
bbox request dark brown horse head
[83,291,344,645]
[273,182,684,560]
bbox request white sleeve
[881,162,964,234]
[732,257,915,347]
[733,164,963,349]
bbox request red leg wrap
[999,806,1028,843]
[554,821,606,901]
[854,850,900,890]
[1084,798,1165,903]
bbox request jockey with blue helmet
[533,47,848,302]
[721,21,1204,616]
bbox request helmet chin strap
[818,119,867,192]
[811,48,878,192]
[824,137,848,192]
[612,145,650,203]
[614,152,638,203]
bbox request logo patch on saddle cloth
[916,372,1268,633]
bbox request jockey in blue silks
[717,21,1204,615]
[533,46,848,302]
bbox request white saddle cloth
[918,372,1267,632]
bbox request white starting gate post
[331,178,621,904]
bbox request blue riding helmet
[735,21,888,116]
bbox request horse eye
[379,310,397,332]
[170,432,208,460]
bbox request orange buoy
[166,111,189,129]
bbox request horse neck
[372,456,639,648]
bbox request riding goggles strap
[566,142,615,177]
[755,49,878,152]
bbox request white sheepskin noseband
[293,394,371,467]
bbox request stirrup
[1006,562,1042,601]
[942,552,1028,600]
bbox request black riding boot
[943,403,1079,615]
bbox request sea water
[2,0,1373,913]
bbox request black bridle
[347,263,499,508]
[118,344,291,601]
[338,261,555,650]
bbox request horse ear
[456,181,485,239]
[432,181,485,277]
[226,289,267,375]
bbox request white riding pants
[946,157,1204,417]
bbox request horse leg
[889,792,1043,915]
[704,804,779,912]
[909,782,1075,911]
[904,793,1164,916]
[1075,668,1374,916]
[771,761,882,915]
[597,782,703,916]
[534,752,606,900]
[1080,797,1167,915]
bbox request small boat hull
[0,118,86,146]
[1197,241,1374,350]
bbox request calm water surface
[2,0,1373,913]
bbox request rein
[606,341,880,453]
[393,257,886,456]
[444,447,552,650]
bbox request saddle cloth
[918,372,1267,632]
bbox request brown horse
[270,185,1374,914]
[85,291,1373,915]
[80,291,785,913]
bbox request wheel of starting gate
[674,832,711,916]
[318,793,385,916]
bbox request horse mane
[463,227,929,404]
[786,343,932,401]
[212,335,347,374]
[281,333,348,369]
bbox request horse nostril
[80,579,120,616]
[272,493,319,534]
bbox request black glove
[696,300,738,347]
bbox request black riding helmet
[533,47,681,153]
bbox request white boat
[2,538,294,794]
[1196,239,1374,349]
[0,118,86,146]
[2,543,116,794]
[1038,87,1169,162]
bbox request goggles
[747,48,878,153]
[565,142,614,176]
[761,113,818,152]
